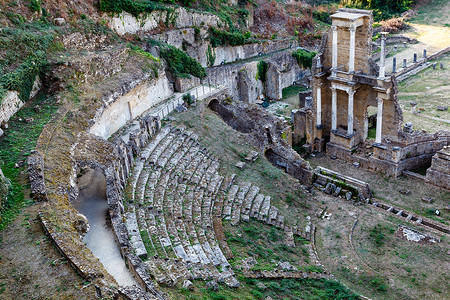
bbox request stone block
[421,196,433,203]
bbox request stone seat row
[123,125,289,288]
[222,182,285,229]
[123,125,239,286]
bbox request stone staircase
[123,125,288,288]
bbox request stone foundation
[426,147,450,190]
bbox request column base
[330,129,358,149]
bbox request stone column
[316,83,322,127]
[392,57,396,73]
[332,26,338,76]
[375,97,384,144]
[423,49,427,59]
[349,25,356,72]
[378,32,388,79]
[403,58,407,68]
[347,90,355,135]
[413,53,417,63]
[331,87,337,131]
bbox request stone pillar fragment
[316,84,322,127]
[331,87,337,131]
[423,49,427,58]
[347,90,355,135]
[403,59,407,68]
[392,57,396,73]
[413,53,417,63]
[332,26,338,76]
[375,98,384,144]
[349,25,356,72]
[378,32,388,79]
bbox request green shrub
[0,52,47,103]
[160,45,206,79]
[127,43,160,62]
[313,10,331,24]
[369,224,394,247]
[341,0,413,21]
[98,0,179,17]
[206,45,216,67]
[209,27,247,47]
[256,60,268,83]
[27,0,41,12]
[292,49,317,69]
[182,93,193,106]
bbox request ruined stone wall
[107,9,220,36]
[0,76,41,129]
[89,68,172,139]
[207,61,263,103]
[426,147,450,190]
[0,91,24,129]
[322,9,373,74]
[209,101,314,185]
[150,27,296,67]
[207,50,305,103]
[266,52,303,100]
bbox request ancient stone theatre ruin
[294,8,449,178]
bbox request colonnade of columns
[331,24,357,74]
[329,86,356,135]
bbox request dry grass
[313,187,449,300]
[397,53,450,133]
[0,204,99,299]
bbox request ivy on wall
[208,27,248,47]
[159,45,206,79]
[0,52,47,104]
[292,49,317,69]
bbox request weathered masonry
[293,8,450,178]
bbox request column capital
[349,25,357,33]
[316,82,323,87]
[330,86,337,92]
[347,89,356,96]
[380,31,388,39]
[331,25,337,31]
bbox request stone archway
[207,99,220,112]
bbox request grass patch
[0,92,58,229]
[281,85,308,100]
[224,219,311,272]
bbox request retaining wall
[90,69,173,139]
[107,9,220,36]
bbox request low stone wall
[374,35,417,46]
[315,166,372,199]
[0,168,9,209]
[105,115,166,299]
[393,46,450,80]
[326,131,450,178]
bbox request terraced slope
[123,125,291,288]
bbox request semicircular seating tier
[123,125,287,287]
